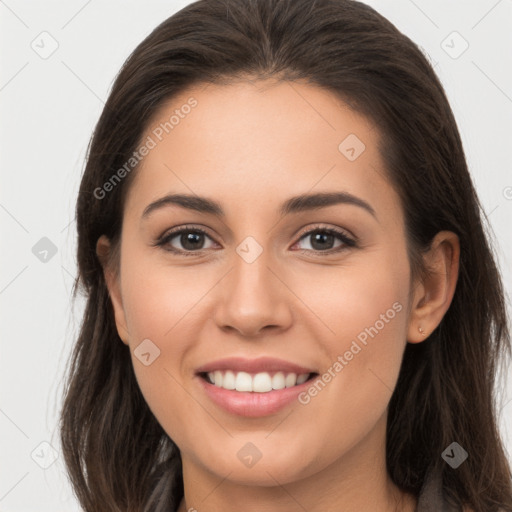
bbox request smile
[200,370,314,392]
[194,356,319,417]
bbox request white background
[1,0,511,510]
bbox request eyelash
[154,224,357,257]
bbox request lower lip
[197,375,314,418]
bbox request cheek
[121,249,214,343]
[302,246,409,354]
[117,254,211,427]
[294,257,410,451]
[308,259,408,450]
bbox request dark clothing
[416,469,460,511]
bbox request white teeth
[205,370,311,392]
[222,370,236,390]
[253,372,272,392]
[272,371,285,390]
[285,373,296,387]
[296,373,309,385]
[235,371,253,392]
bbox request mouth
[196,370,320,418]
[194,356,320,417]
[198,370,319,393]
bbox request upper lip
[195,356,317,375]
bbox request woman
[59,0,512,511]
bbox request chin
[202,448,318,487]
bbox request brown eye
[156,226,217,256]
[293,226,356,254]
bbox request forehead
[124,79,400,223]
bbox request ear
[407,230,460,343]
[96,235,130,346]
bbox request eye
[154,224,357,257]
[155,225,217,256]
[292,225,357,254]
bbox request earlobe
[407,230,460,344]
[96,235,130,346]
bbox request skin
[97,78,460,512]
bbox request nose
[212,244,293,338]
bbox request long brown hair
[59,0,512,510]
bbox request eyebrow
[141,191,377,220]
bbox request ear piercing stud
[418,326,426,335]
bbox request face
[101,79,417,486]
